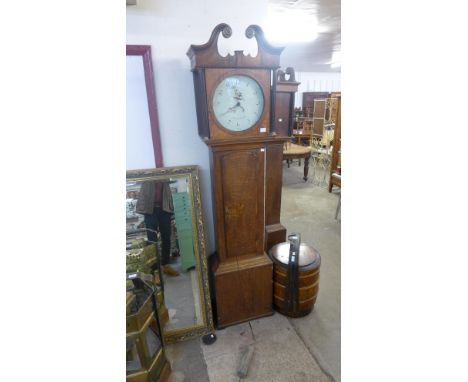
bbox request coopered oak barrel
[269,242,321,318]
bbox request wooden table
[283,143,312,181]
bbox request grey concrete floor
[166,161,341,382]
[281,162,341,381]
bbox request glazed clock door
[212,147,265,261]
[205,68,271,141]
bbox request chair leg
[335,194,341,220]
[303,156,310,181]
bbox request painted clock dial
[212,75,264,132]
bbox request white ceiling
[268,0,341,72]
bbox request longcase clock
[275,67,300,137]
[187,24,287,328]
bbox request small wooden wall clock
[187,24,287,328]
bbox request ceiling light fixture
[264,8,319,43]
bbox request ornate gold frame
[126,165,215,344]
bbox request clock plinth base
[212,253,273,329]
[265,223,287,252]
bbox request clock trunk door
[212,147,265,260]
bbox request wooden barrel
[269,242,321,318]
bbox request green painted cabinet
[172,192,196,270]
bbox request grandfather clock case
[275,67,300,137]
[187,24,287,328]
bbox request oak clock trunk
[187,24,287,328]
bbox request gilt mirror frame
[126,45,164,167]
[126,165,215,344]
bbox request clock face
[212,75,264,132]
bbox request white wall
[127,0,269,253]
[295,71,341,107]
[126,55,155,169]
[126,1,341,252]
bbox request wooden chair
[312,118,324,137]
[309,136,332,187]
[293,117,312,145]
[283,141,312,181]
[309,97,335,187]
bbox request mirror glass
[126,167,214,343]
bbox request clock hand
[233,89,245,112]
[220,106,235,116]
[233,98,245,112]
[233,88,243,101]
[221,102,242,116]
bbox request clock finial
[245,25,284,56]
[187,24,284,69]
[219,23,232,39]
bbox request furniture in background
[335,193,341,220]
[297,96,336,187]
[312,98,326,138]
[293,117,312,145]
[302,92,330,118]
[309,137,332,187]
[294,94,339,147]
[274,68,300,137]
[312,118,325,137]
[328,95,340,123]
[283,142,312,181]
[290,95,338,188]
[289,96,336,183]
[302,92,340,137]
[330,168,341,191]
[329,96,341,193]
